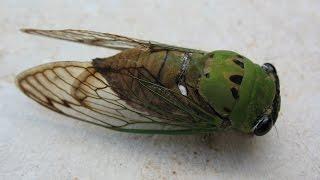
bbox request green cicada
[16,29,280,136]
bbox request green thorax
[198,50,276,133]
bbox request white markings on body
[177,52,192,96]
[178,85,188,96]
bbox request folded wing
[21,29,206,53]
[16,61,216,134]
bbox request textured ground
[0,0,320,179]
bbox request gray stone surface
[0,0,319,179]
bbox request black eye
[262,63,276,74]
[254,116,273,136]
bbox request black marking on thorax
[232,55,245,69]
[229,75,243,85]
[230,87,239,99]
[233,59,244,68]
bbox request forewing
[16,61,216,134]
[21,29,206,53]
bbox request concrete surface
[1,0,320,179]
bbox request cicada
[16,29,280,136]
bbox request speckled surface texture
[1,1,320,179]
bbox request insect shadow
[69,119,272,173]
[19,93,275,175]
[120,133,270,174]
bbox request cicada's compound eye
[262,63,276,74]
[253,116,273,136]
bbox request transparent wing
[16,61,218,134]
[21,29,206,53]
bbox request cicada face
[199,51,280,135]
[252,63,280,136]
